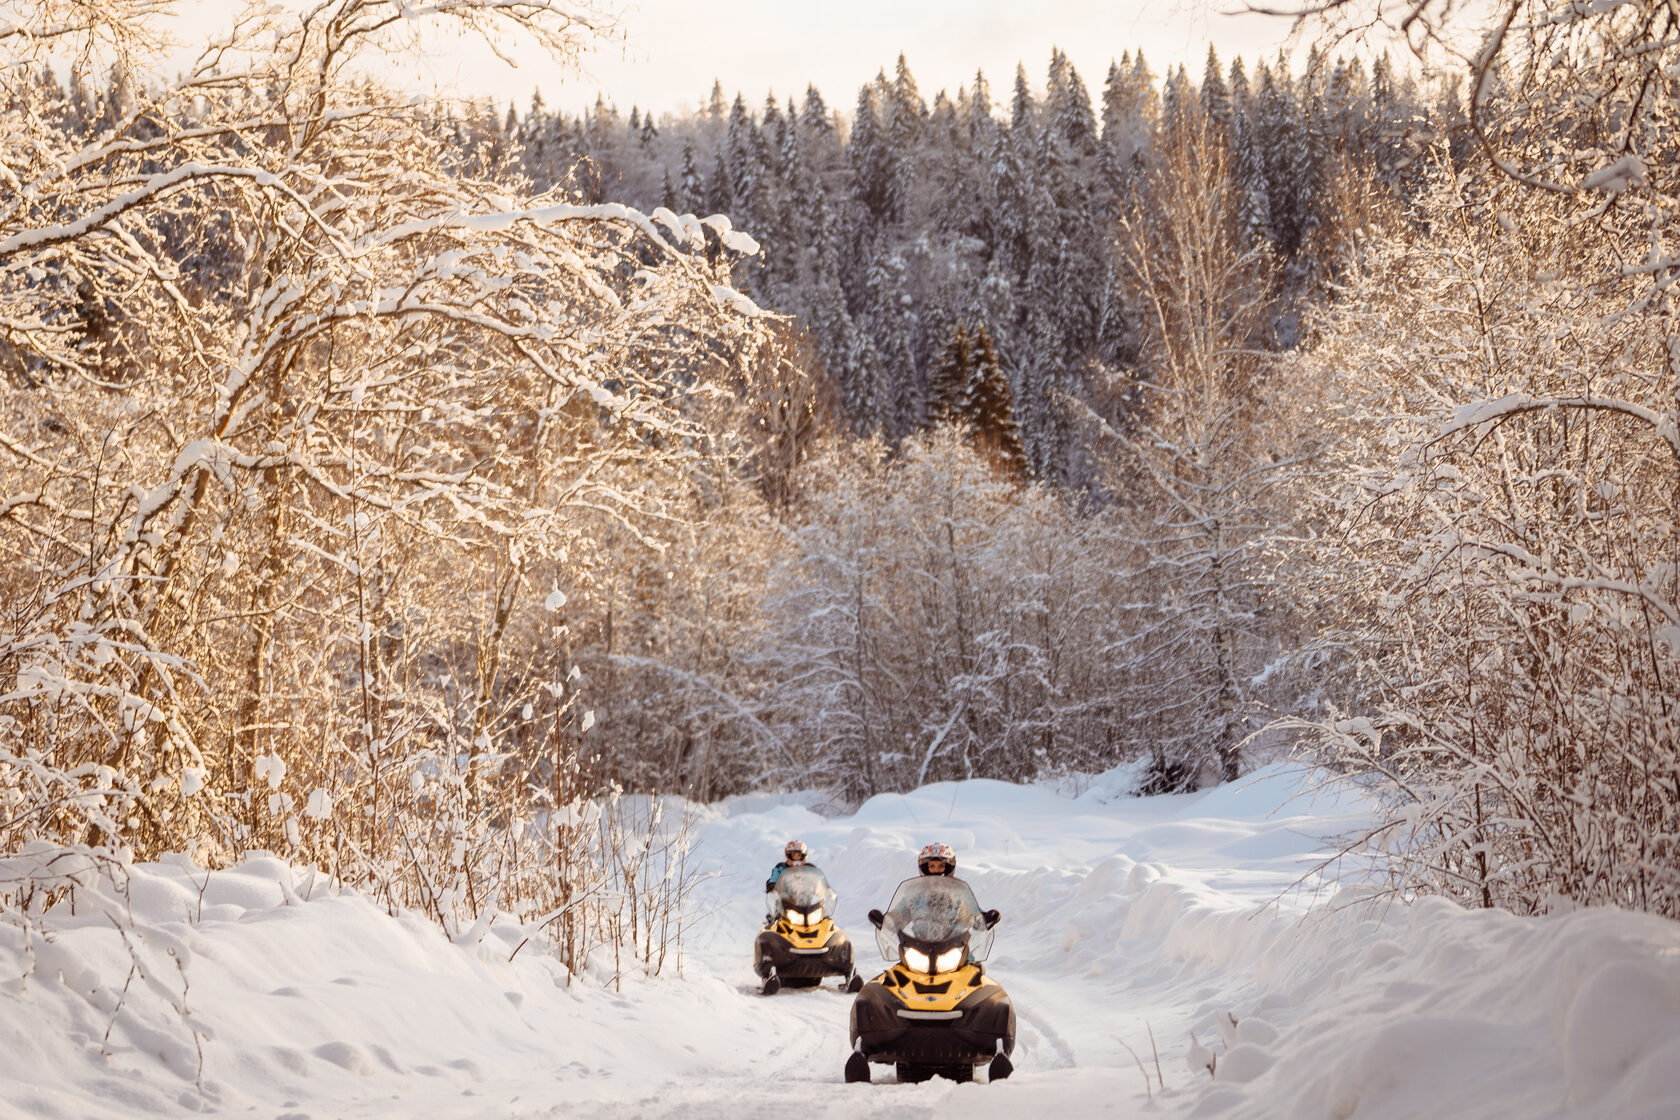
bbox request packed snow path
[4,765,1680,1118]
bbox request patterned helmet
[918,842,956,876]
[785,839,809,862]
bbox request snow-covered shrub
[758,428,1130,798]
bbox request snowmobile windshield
[874,876,995,963]
[770,865,837,922]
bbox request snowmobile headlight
[805,906,822,926]
[787,908,807,926]
[934,947,964,974]
[902,946,931,973]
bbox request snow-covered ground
[5,763,1680,1119]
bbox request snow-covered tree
[1275,0,1680,920]
[0,0,770,964]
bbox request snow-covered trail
[567,766,1369,1119]
[5,764,1680,1119]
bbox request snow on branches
[0,0,761,970]
[1287,148,1680,918]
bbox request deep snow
[3,763,1679,1118]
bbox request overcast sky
[160,2,1310,119]
[520,1,1305,117]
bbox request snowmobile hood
[769,915,837,947]
[867,961,1002,1013]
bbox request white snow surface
[4,763,1679,1118]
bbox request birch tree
[1103,112,1304,784]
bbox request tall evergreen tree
[1232,62,1276,247]
[849,80,891,223]
[678,141,703,212]
[865,246,921,438]
[707,146,732,214]
[1255,61,1304,254]
[1201,46,1231,143]
[1161,64,1194,141]
[801,84,832,134]
[1010,63,1035,133]
[963,325,1027,479]
[761,95,788,178]
[1096,256,1131,367]
[928,322,974,424]
[968,69,997,138]
[989,125,1030,287]
[886,55,927,227]
[1051,51,1099,159]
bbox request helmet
[918,842,956,876]
[784,839,809,863]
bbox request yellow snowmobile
[754,864,863,995]
[844,876,1015,1083]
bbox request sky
[507,1,1308,117]
[161,1,1312,120]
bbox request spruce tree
[1096,256,1131,368]
[1161,64,1192,141]
[1234,125,1275,248]
[928,322,974,424]
[1059,61,1098,159]
[886,54,926,227]
[678,141,703,212]
[964,325,1026,478]
[968,69,996,145]
[725,94,759,208]
[779,96,811,239]
[801,84,832,134]
[1256,62,1303,254]
[865,246,921,438]
[1010,63,1034,132]
[1201,46,1231,144]
[761,95,787,177]
[989,127,1030,285]
[707,147,731,214]
[849,81,890,223]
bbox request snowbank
[2,764,1676,1118]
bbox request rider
[918,841,955,876]
[766,839,810,892]
[916,842,998,926]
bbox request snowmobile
[754,864,863,995]
[844,876,1015,1083]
